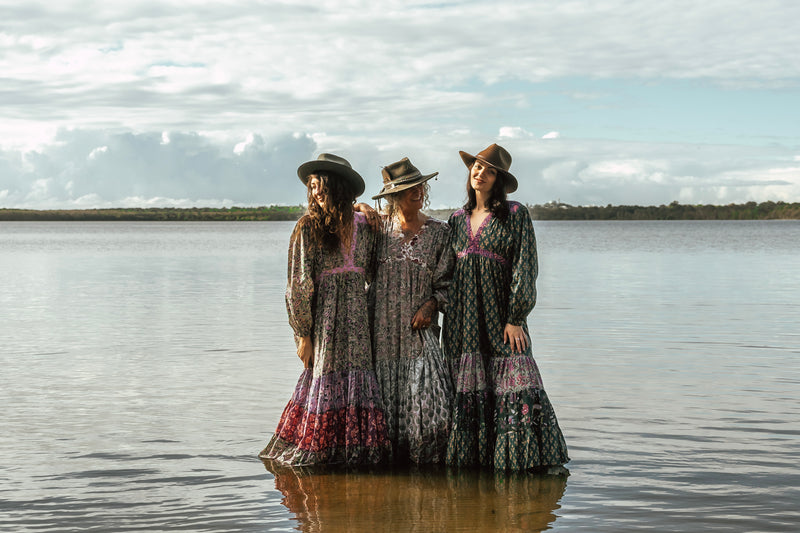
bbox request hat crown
[381,157,422,185]
[316,153,353,170]
[475,143,512,172]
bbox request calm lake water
[1,220,799,532]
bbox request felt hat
[372,157,438,199]
[296,153,365,198]
[459,143,518,193]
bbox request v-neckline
[392,215,429,245]
[468,210,492,241]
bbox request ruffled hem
[258,368,390,466]
[494,390,569,471]
[445,390,493,467]
[446,352,569,471]
[374,330,453,464]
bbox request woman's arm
[505,205,538,352]
[285,221,316,366]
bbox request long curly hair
[298,172,355,251]
[463,167,510,222]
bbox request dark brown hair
[298,172,355,251]
[463,167,509,222]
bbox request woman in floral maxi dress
[369,157,454,464]
[442,144,569,472]
[259,153,390,466]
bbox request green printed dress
[442,201,569,471]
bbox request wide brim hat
[459,143,518,193]
[297,153,365,198]
[372,157,438,199]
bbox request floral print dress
[369,216,454,464]
[259,212,390,466]
[442,201,569,471]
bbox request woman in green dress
[442,143,569,471]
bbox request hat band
[382,173,425,190]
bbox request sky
[1,0,799,209]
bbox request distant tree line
[526,201,800,221]
[2,201,799,221]
[0,205,306,221]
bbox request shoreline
[1,201,799,221]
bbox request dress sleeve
[360,213,377,285]
[285,220,315,338]
[430,221,454,313]
[507,204,539,326]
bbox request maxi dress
[369,216,454,464]
[259,212,390,466]
[442,201,569,471]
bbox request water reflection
[262,459,568,532]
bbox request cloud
[2,127,798,209]
[0,129,318,208]
[2,0,799,149]
[1,1,799,207]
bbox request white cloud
[498,127,534,139]
[1,1,799,207]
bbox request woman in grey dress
[369,157,454,464]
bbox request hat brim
[459,151,518,193]
[371,172,439,200]
[297,160,366,198]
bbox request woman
[443,143,569,471]
[369,157,454,464]
[259,153,390,466]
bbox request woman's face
[397,184,425,214]
[309,176,326,208]
[470,160,497,194]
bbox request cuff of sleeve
[507,315,526,327]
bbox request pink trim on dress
[457,209,508,265]
[315,217,363,282]
[457,246,508,266]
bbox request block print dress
[369,216,454,464]
[259,212,390,466]
[442,201,569,471]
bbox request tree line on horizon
[1,200,799,221]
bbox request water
[1,220,798,532]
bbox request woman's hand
[297,336,314,368]
[503,323,529,353]
[354,202,380,231]
[411,298,437,330]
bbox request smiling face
[469,160,498,194]
[397,183,425,214]
[308,175,327,208]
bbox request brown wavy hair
[463,168,510,222]
[298,172,355,251]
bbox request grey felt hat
[296,153,365,198]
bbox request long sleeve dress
[259,212,390,466]
[442,201,569,471]
[369,216,454,464]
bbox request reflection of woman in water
[369,157,453,464]
[443,143,569,471]
[259,153,389,466]
[263,460,568,532]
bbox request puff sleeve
[285,220,315,338]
